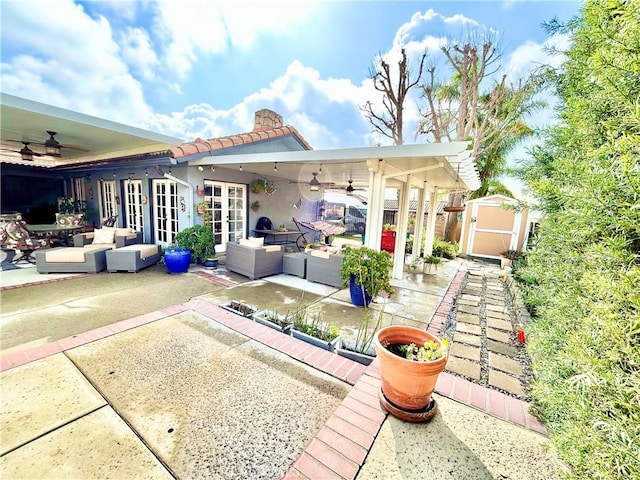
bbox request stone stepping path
[445,265,529,400]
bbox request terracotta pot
[374,325,448,411]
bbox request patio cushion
[92,227,116,244]
[310,250,331,260]
[239,237,264,248]
[117,244,159,260]
[264,245,281,253]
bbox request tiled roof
[383,199,448,214]
[170,125,312,159]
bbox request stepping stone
[456,322,481,336]
[489,370,525,397]
[487,318,513,332]
[485,296,505,304]
[450,343,481,362]
[486,304,507,314]
[456,313,480,325]
[446,357,481,380]
[460,294,481,303]
[466,282,483,289]
[461,289,482,296]
[453,332,482,347]
[458,304,480,315]
[487,339,518,358]
[486,328,511,343]
[486,311,511,322]
[486,285,504,292]
[458,298,480,307]
[489,353,523,376]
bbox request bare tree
[361,47,427,145]
[416,37,543,241]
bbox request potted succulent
[339,247,393,307]
[174,224,216,263]
[291,308,340,352]
[374,325,449,422]
[251,200,260,212]
[500,249,522,269]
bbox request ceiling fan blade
[60,144,90,152]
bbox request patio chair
[101,215,118,227]
[292,217,346,244]
[0,218,51,264]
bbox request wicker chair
[225,241,284,280]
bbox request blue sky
[1,0,581,196]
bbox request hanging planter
[443,205,465,213]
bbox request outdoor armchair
[225,240,284,280]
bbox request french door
[99,180,118,225]
[152,179,179,246]
[124,179,144,233]
[204,180,246,253]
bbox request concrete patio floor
[0,259,566,479]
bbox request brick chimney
[253,109,283,131]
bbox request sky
[0,0,581,198]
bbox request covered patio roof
[0,93,182,168]
[188,142,479,194]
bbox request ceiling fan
[2,131,89,158]
[289,172,335,191]
[345,179,367,195]
[0,142,44,161]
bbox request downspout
[164,172,194,227]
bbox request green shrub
[515,2,640,477]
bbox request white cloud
[152,0,318,78]
[120,27,159,81]
[1,0,154,124]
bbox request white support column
[412,183,427,260]
[392,175,412,279]
[424,187,439,256]
[364,159,385,251]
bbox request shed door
[466,201,522,258]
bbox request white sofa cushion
[239,237,264,248]
[92,227,116,244]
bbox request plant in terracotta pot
[374,325,449,422]
[250,178,268,194]
[251,200,260,212]
[339,247,393,307]
[174,224,216,263]
[196,201,208,214]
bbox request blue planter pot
[164,247,191,274]
[349,275,372,307]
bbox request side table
[283,252,307,278]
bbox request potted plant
[196,201,208,214]
[381,224,396,253]
[423,255,441,274]
[252,309,293,334]
[339,247,393,307]
[163,245,191,274]
[174,224,216,263]
[220,300,258,318]
[203,256,218,268]
[291,308,340,352]
[500,249,522,269]
[336,300,386,365]
[251,201,260,212]
[278,224,286,232]
[374,325,449,422]
[250,178,268,194]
